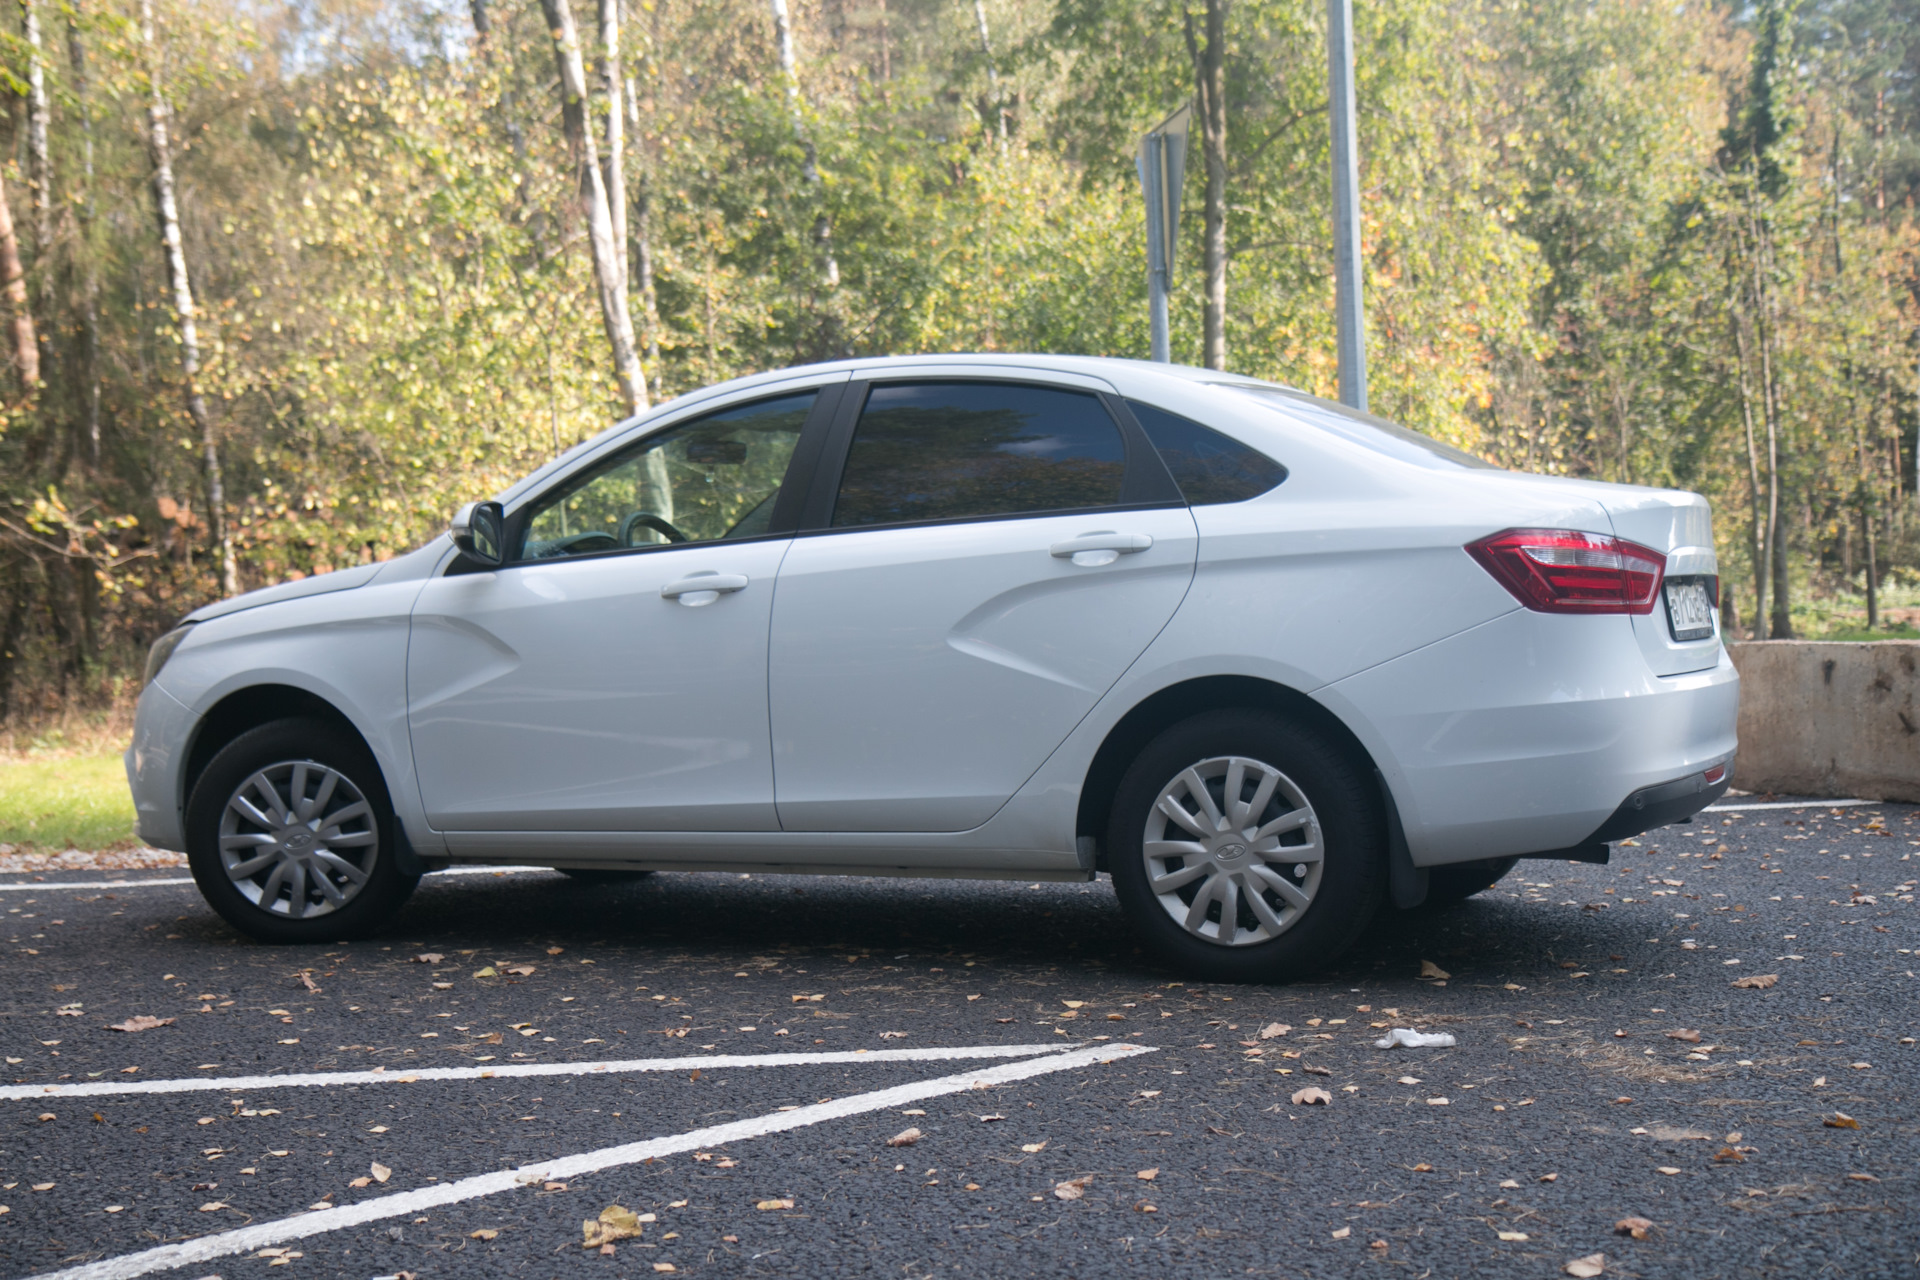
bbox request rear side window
[1128,400,1288,504]
[832,382,1128,528]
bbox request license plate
[1664,577,1716,642]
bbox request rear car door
[768,376,1199,832]
[407,388,830,834]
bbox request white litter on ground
[1373,1028,1456,1049]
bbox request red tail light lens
[1466,528,1665,615]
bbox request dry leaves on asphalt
[108,1016,174,1033]
[504,965,536,977]
[1054,1176,1093,1200]
[755,1198,795,1211]
[887,1128,922,1148]
[1136,1169,1158,1181]
[1331,1226,1352,1239]
[1419,960,1451,980]
[1021,1142,1047,1153]
[469,1229,498,1240]
[1291,1087,1332,1106]
[1665,1029,1702,1043]
[1824,1112,1861,1129]
[1615,1217,1653,1240]
[1565,1254,1607,1277]
[1259,1022,1291,1039]
[582,1205,650,1248]
[1730,973,1778,989]
[1497,1231,1529,1242]
[370,1162,391,1183]
[414,953,443,964]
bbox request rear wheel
[1418,857,1520,908]
[1106,709,1385,983]
[185,718,419,943]
[558,868,656,885]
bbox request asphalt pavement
[2,798,1915,1279]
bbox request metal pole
[1327,0,1367,410]
[1142,133,1171,363]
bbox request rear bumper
[1319,608,1740,868]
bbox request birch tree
[538,0,647,417]
[140,0,234,595]
[0,172,36,393]
[769,0,838,288]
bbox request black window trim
[456,382,847,575]
[789,375,1186,537]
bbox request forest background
[0,0,1916,745]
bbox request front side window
[517,392,814,561]
[1128,400,1288,504]
[831,382,1128,528]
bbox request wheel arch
[1075,675,1382,869]
[182,684,376,815]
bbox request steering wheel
[619,511,690,547]
[545,531,619,556]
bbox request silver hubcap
[1142,756,1323,947]
[218,760,379,919]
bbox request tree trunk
[68,7,101,463]
[539,0,648,418]
[22,0,52,258]
[140,0,236,597]
[0,171,39,393]
[1731,300,1767,638]
[597,0,628,274]
[1185,0,1229,371]
[770,0,839,289]
[627,74,661,393]
[972,0,1003,139]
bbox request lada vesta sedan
[128,355,1737,981]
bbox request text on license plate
[1664,579,1715,642]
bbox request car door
[407,388,828,833]
[768,376,1199,832]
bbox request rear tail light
[1466,528,1665,615]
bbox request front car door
[408,387,833,835]
[768,375,1200,832]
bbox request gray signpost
[1136,104,1190,364]
[1327,0,1367,410]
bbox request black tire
[1106,708,1386,984]
[1416,857,1520,909]
[557,868,656,885]
[185,717,419,943]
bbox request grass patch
[0,752,138,851]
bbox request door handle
[660,572,750,606]
[1050,532,1153,567]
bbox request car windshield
[1213,383,1500,471]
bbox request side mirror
[450,500,505,567]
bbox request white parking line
[0,865,553,892]
[1,1044,1071,1101]
[23,1041,1154,1280]
[1702,798,1878,813]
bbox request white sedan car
[128,355,1737,981]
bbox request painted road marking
[0,865,551,892]
[1701,798,1877,813]
[22,1042,1154,1280]
[1,1044,1072,1102]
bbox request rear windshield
[1214,383,1500,471]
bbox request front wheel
[1106,709,1385,983]
[185,718,419,943]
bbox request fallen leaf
[1539,1173,1558,1183]
[108,1016,174,1033]
[582,1205,646,1248]
[198,1201,227,1212]
[1062,1000,1085,1009]
[1847,1172,1880,1183]
[1053,1175,1093,1200]
[1614,1216,1653,1240]
[652,1266,676,1274]
[887,1128,922,1148]
[1419,960,1451,980]
[755,1198,795,1211]
[1331,1226,1352,1239]
[370,1162,391,1183]
[414,954,443,964]
[1021,1142,1047,1153]
[1136,1168,1158,1181]
[1498,1231,1530,1242]
[1137,1090,1161,1099]
[472,967,498,978]
[1656,1167,1681,1176]
[1665,1029,1702,1043]
[1649,1126,1712,1141]
[1303,1065,1333,1076]
[1498,1179,1520,1189]
[470,1228,498,1240]
[1713,1146,1746,1163]
[1291,1087,1332,1106]
[1397,1076,1421,1086]
[1824,1113,1860,1129]
[1730,973,1778,989]
[348,1177,371,1188]
[505,965,536,977]
[1258,1023,1291,1039]
[1565,1253,1607,1278]
[36,1113,53,1123]
[791,994,825,1003]
[546,946,564,956]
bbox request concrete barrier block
[1726,640,1920,802]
